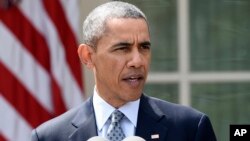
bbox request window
[123,0,250,140]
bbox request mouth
[123,73,144,80]
[122,74,144,88]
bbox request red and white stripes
[0,0,85,140]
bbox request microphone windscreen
[87,136,109,141]
[122,136,146,141]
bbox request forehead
[95,18,150,49]
[104,18,149,34]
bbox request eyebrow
[112,41,151,48]
[112,42,132,48]
[139,41,151,47]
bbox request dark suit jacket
[31,95,217,141]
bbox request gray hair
[82,1,147,48]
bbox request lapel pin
[151,134,159,139]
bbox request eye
[141,44,151,50]
[115,46,129,51]
[112,42,131,52]
[117,46,128,50]
[140,42,151,50]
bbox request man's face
[92,18,151,108]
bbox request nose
[127,48,144,68]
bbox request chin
[126,93,142,101]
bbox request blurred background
[0,0,249,141]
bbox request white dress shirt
[92,87,140,138]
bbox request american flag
[0,0,85,140]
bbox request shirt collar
[93,87,140,132]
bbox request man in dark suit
[32,1,217,141]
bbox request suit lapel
[68,95,170,141]
[69,97,98,141]
[136,95,170,141]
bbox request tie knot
[111,110,124,123]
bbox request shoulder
[32,99,91,141]
[141,95,216,140]
[36,104,80,130]
[145,95,203,115]
[32,105,79,141]
[142,95,206,125]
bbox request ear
[78,44,94,69]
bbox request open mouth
[122,74,144,87]
[123,74,144,81]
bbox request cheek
[96,56,124,78]
[147,55,151,67]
